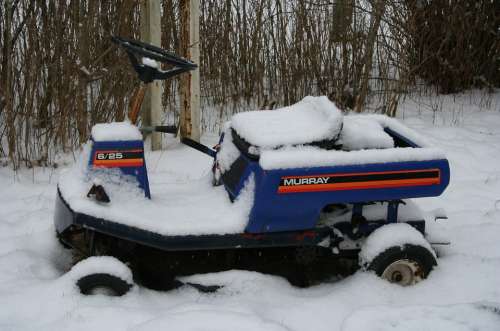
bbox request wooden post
[354,0,385,113]
[179,0,201,142]
[140,0,163,150]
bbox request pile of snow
[66,256,133,285]
[91,122,143,142]
[340,116,394,150]
[359,223,435,265]
[230,96,343,148]
[259,145,444,170]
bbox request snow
[340,115,394,150]
[0,91,500,330]
[230,96,343,148]
[216,125,241,174]
[91,122,143,142]
[260,145,444,170]
[134,308,289,331]
[57,141,255,236]
[359,223,435,266]
[67,256,133,285]
[367,114,434,147]
[341,303,500,331]
[259,114,444,170]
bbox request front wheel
[77,273,133,296]
[368,244,437,286]
[68,256,134,296]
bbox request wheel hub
[88,286,119,296]
[381,259,423,286]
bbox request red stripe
[93,160,143,168]
[280,168,440,180]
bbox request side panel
[246,159,450,233]
[90,140,151,198]
[221,155,257,200]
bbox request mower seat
[230,96,343,158]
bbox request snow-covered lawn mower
[54,37,450,296]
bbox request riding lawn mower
[54,36,450,295]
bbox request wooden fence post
[140,0,163,150]
[179,0,201,142]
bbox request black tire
[133,263,179,291]
[77,273,133,296]
[368,244,437,286]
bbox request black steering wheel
[111,36,197,83]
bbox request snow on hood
[57,143,256,236]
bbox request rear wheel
[368,244,436,286]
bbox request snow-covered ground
[0,92,499,330]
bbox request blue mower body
[55,118,450,251]
[218,124,450,234]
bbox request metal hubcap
[381,259,423,286]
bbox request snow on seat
[91,121,142,142]
[230,96,343,149]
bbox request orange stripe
[278,178,440,193]
[94,158,143,164]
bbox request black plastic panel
[221,155,249,197]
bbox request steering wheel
[111,36,197,83]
